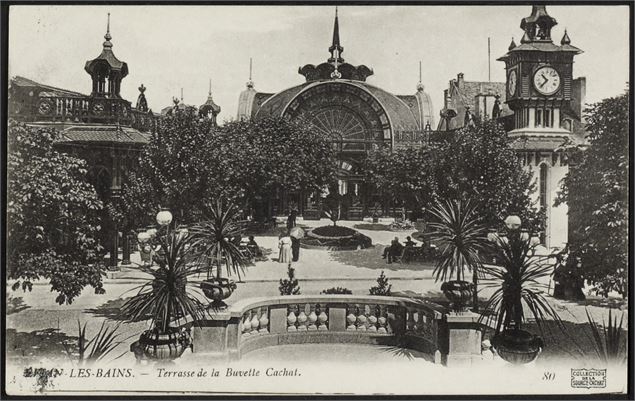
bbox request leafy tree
[118,106,221,227]
[119,111,337,227]
[7,120,106,304]
[364,120,541,230]
[219,117,337,216]
[556,93,629,297]
[364,147,437,218]
[434,120,542,231]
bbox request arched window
[562,119,572,132]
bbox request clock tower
[498,5,585,249]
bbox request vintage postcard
[3,2,631,397]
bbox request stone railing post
[192,310,232,355]
[443,311,483,367]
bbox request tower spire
[209,79,212,96]
[416,61,424,91]
[520,5,557,42]
[328,7,344,64]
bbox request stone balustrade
[188,295,486,366]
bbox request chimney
[457,73,465,87]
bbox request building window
[338,179,347,195]
[544,109,552,127]
[536,109,542,127]
[562,118,572,131]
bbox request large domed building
[237,9,435,219]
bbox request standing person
[278,232,293,263]
[286,209,297,230]
[290,235,301,262]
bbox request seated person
[382,237,403,263]
[404,236,417,247]
[247,235,263,257]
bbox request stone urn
[492,328,544,364]
[131,327,192,360]
[441,280,474,312]
[200,277,237,309]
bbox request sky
[8,5,630,123]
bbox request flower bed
[300,226,372,250]
[311,225,358,238]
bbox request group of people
[381,236,419,264]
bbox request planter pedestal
[444,312,483,367]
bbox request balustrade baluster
[377,305,388,333]
[258,307,269,334]
[346,305,357,331]
[250,309,261,333]
[297,304,309,331]
[287,304,298,332]
[356,305,368,331]
[242,312,252,336]
[308,304,318,331]
[317,303,328,331]
[406,309,416,332]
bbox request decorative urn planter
[492,328,544,364]
[130,327,192,360]
[441,280,474,312]
[200,277,237,308]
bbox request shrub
[369,271,392,296]
[279,264,301,296]
[321,287,352,295]
[586,308,626,364]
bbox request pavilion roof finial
[417,61,424,91]
[246,57,254,89]
[103,13,113,48]
[328,7,344,64]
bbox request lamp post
[483,215,540,313]
[136,209,174,267]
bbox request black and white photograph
[2,2,632,397]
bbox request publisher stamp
[570,369,607,389]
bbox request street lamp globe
[504,215,522,231]
[156,209,173,226]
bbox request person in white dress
[278,233,293,263]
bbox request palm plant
[586,308,626,364]
[480,227,562,364]
[480,232,561,334]
[62,320,129,364]
[428,199,488,310]
[429,199,488,282]
[122,228,207,359]
[189,200,247,281]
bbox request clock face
[533,66,561,96]
[508,70,517,96]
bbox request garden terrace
[186,295,486,366]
